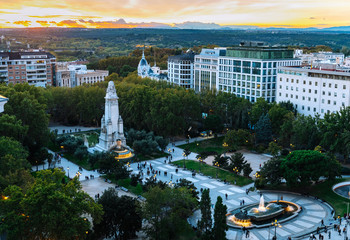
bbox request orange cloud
[56,20,85,28]
[36,20,50,27]
[13,20,31,27]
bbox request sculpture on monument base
[94,81,133,159]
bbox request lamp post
[67,167,70,178]
[222,142,228,157]
[271,219,281,240]
[214,162,220,179]
[182,152,186,168]
[233,167,239,184]
[198,157,203,172]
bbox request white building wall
[276,67,350,118]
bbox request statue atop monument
[95,81,126,151]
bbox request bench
[121,187,129,192]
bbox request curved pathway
[129,142,335,240]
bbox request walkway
[128,142,334,240]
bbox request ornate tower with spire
[95,81,126,151]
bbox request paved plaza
[129,155,336,240]
[40,137,342,240]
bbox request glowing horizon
[0,0,349,29]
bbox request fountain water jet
[258,195,267,212]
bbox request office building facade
[276,66,350,117]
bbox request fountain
[227,195,301,228]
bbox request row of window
[281,77,347,89]
[280,92,346,105]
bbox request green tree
[229,153,247,173]
[281,150,341,187]
[93,188,142,240]
[204,115,223,133]
[0,114,28,143]
[266,141,282,157]
[197,189,212,238]
[224,129,251,150]
[4,91,50,163]
[255,113,272,144]
[212,196,227,240]
[143,186,197,240]
[258,157,283,186]
[0,169,103,240]
[291,115,321,150]
[250,98,270,125]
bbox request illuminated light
[229,215,252,227]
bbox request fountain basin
[227,200,301,229]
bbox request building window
[322,99,325,103]
[329,83,331,88]
[303,88,305,92]
[343,93,346,98]
[302,96,305,100]
[321,109,324,113]
[309,89,311,93]
[335,84,338,88]
[296,79,299,83]
[296,87,299,91]
[323,83,326,87]
[334,92,337,97]
[308,97,311,101]
[314,108,316,112]
[302,105,305,110]
[286,78,289,82]
[279,92,281,96]
[303,80,306,84]
[296,95,298,99]
[322,91,325,95]
[307,106,310,111]
[328,100,331,104]
[342,102,345,107]
[314,98,317,102]
[328,92,331,96]
[315,82,318,86]
[315,90,317,94]
[286,94,288,97]
[343,85,346,89]
[309,81,312,85]
[334,101,337,105]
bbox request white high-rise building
[167,50,195,88]
[216,47,301,102]
[194,48,226,92]
[276,66,350,117]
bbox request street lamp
[214,162,220,178]
[198,157,203,172]
[222,142,228,156]
[233,167,239,185]
[67,167,70,178]
[182,152,186,168]
[271,219,282,240]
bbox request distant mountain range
[170,21,350,32]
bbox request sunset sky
[0,0,349,28]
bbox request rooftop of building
[279,65,350,77]
[0,51,56,60]
[168,51,196,62]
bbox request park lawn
[264,178,350,216]
[178,136,225,155]
[307,178,350,216]
[117,178,143,196]
[172,160,253,187]
[62,153,94,171]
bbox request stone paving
[129,146,334,240]
[41,136,336,240]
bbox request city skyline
[0,0,349,28]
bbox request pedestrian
[321,219,324,226]
[171,174,173,180]
[338,228,341,235]
[328,230,331,239]
[225,193,228,200]
[242,199,245,205]
[259,163,261,169]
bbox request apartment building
[0,51,56,86]
[194,48,226,92]
[276,66,350,117]
[167,51,195,88]
[217,47,301,102]
[56,62,108,87]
